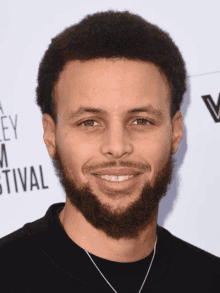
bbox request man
[0,10,219,293]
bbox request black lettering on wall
[18,167,27,191]
[0,144,8,168]
[39,165,48,189]
[0,165,49,195]
[0,101,4,115]
[1,116,10,141]
[202,94,220,122]
[13,169,18,193]
[2,169,10,193]
[9,115,18,140]
[30,166,40,190]
[0,102,49,195]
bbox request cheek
[59,133,96,178]
[140,129,171,156]
[70,141,96,165]
[153,142,171,177]
[139,134,171,177]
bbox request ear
[43,114,56,159]
[171,111,183,155]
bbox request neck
[59,203,158,263]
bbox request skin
[43,58,183,263]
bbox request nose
[100,124,133,158]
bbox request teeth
[100,175,134,182]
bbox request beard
[52,145,176,241]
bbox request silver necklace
[82,234,157,293]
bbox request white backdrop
[1,0,220,257]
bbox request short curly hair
[36,10,187,125]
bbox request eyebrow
[68,105,165,121]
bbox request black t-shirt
[0,202,219,292]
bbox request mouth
[93,173,142,191]
[94,174,136,181]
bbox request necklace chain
[82,235,157,293]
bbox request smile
[97,175,134,182]
[93,174,142,192]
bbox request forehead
[55,59,170,117]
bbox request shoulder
[0,223,36,263]
[160,226,220,268]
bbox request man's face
[44,59,183,241]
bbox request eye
[78,120,99,128]
[77,118,153,129]
[132,118,151,127]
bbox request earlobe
[43,114,56,158]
